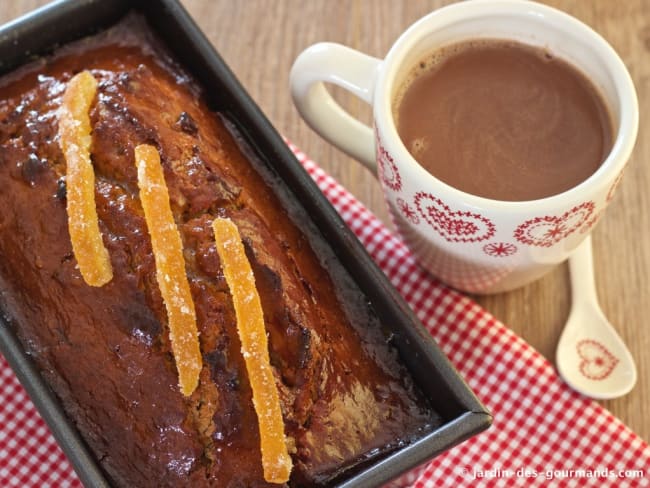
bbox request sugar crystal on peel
[212,217,292,484]
[135,144,202,397]
[58,70,113,286]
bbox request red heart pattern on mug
[606,170,625,203]
[414,192,496,243]
[377,142,402,191]
[514,202,594,247]
[580,210,602,234]
[577,339,619,380]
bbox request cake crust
[0,15,437,487]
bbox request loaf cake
[0,14,438,487]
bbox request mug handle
[290,42,382,172]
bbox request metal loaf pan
[0,1,491,486]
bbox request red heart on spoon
[577,339,619,380]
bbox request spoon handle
[568,236,598,306]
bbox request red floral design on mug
[514,202,595,247]
[577,339,619,380]
[414,192,496,243]
[377,140,402,191]
[483,242,518,257]
[397,197,420,224]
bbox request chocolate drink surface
[394,40,614,201]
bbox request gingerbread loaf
[0,15,438,487]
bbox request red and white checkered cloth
[0,144,648,487]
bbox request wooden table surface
[4,0,649,443]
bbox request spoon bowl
[555,236,637,399]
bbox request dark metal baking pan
[0,1,491,486]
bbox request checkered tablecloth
[0,144,648,487]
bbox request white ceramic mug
[290,0,638,294]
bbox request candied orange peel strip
[59,70,113,286]
[212,217,292,484]
[135,144,202,397]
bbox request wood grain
[3,0,648,442]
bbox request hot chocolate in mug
[290,0,638,294]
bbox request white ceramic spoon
[555,236,637,399]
